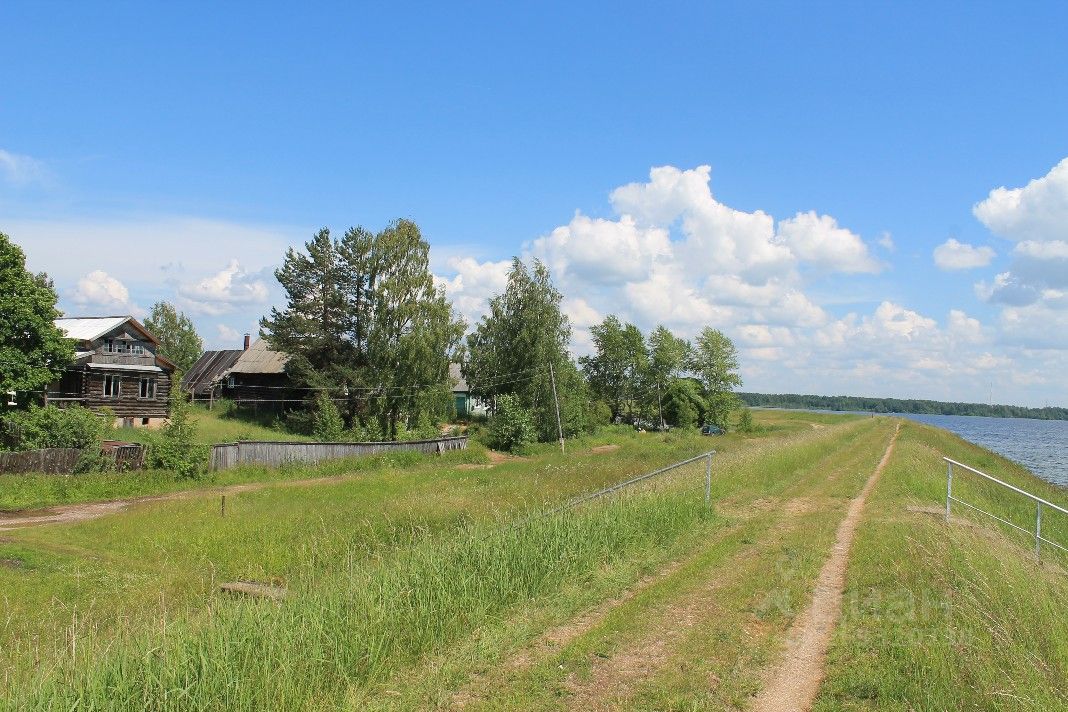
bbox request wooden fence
[0,448,82,474]
[0,443,147,475]
[209,437,469,471]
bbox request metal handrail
[944,458,1068,515]
[944,456,1067,559]
[557,450,716,512]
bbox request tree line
[0,223,744,449]
[738,392,1068,420]
[266,226,744,445]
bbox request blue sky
[3,2,1068,406]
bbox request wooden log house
[50,316,176,428]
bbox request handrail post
[705,452,712,508]
[1036,501,1043,560]
[945,461,953,522]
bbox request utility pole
[549,361,565,454]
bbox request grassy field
[1,411,1065,710]
[110,404,314,446]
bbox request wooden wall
[81,370,173,419]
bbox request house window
[104,339,115,353]
[139,377,156,399]
[131,343,144,355]
[103,374,121,398]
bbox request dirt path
[0,474,353,532]
[750,422,900,712]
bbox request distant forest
[738,392,1068,421]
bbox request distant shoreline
[739,392,1068,421]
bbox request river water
[891,414,1068,489]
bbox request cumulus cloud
[433,164,1057,404]
[440,165,876,338]
[178,259,270,315]
[70,270,143,315]
[776,211,883,273]
[973,158,1068,308]
[435,256,512,325]
[974,157,1068,243]
[933,238,996,270]
[529,213,669,286]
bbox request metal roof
[225,339,289,375]
[55,316,130,342]
[182,350,243,394]
[86,362,163,373]
[450,362,468,393]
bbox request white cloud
[216,324,243,344]
[973,157,1068,243]
[776,211,883,273]
[933,238,996,270]
[0,149,47,185]
[528,213,669,286]
[972,158,1068,310]
[877,232,895,251]
[435,256,512,325]
[178,259,270,315]
[69,270,143,316]
[436,164,1061,402]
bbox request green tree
[143,301,203,373]
[580,316,648,422]
[0,232,73,402]
[662,378,706,429]
[689,327,742,430]
[262,222,464,438]
[464,258,587,441]
[645,325,692,427]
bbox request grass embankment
[0,410,845,708]
[816,420,1068,711]
[5,413,1061,710]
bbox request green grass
[815,420,1068,712]
[0,410,852,708]
[7,411,1058,710]
[106,404,314,447]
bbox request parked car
[701,424,724,436]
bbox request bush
[312,393,345,441]
[735,407,757,434]
[0,405,108,451]
[588,400,613,428]
[398,412,440,441]
[151,384,207,479]
[488,394,536,453]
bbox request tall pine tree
[262,222,464,438]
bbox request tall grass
[10,483,715,709]
[816,421,1068,711]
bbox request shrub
[312,393,345,441]
[0,405,107,451]
[151,384,207,479]
[735,407,757,434]
[588,400,613,428]
[398,412,440,441]
[488,394,536,453]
